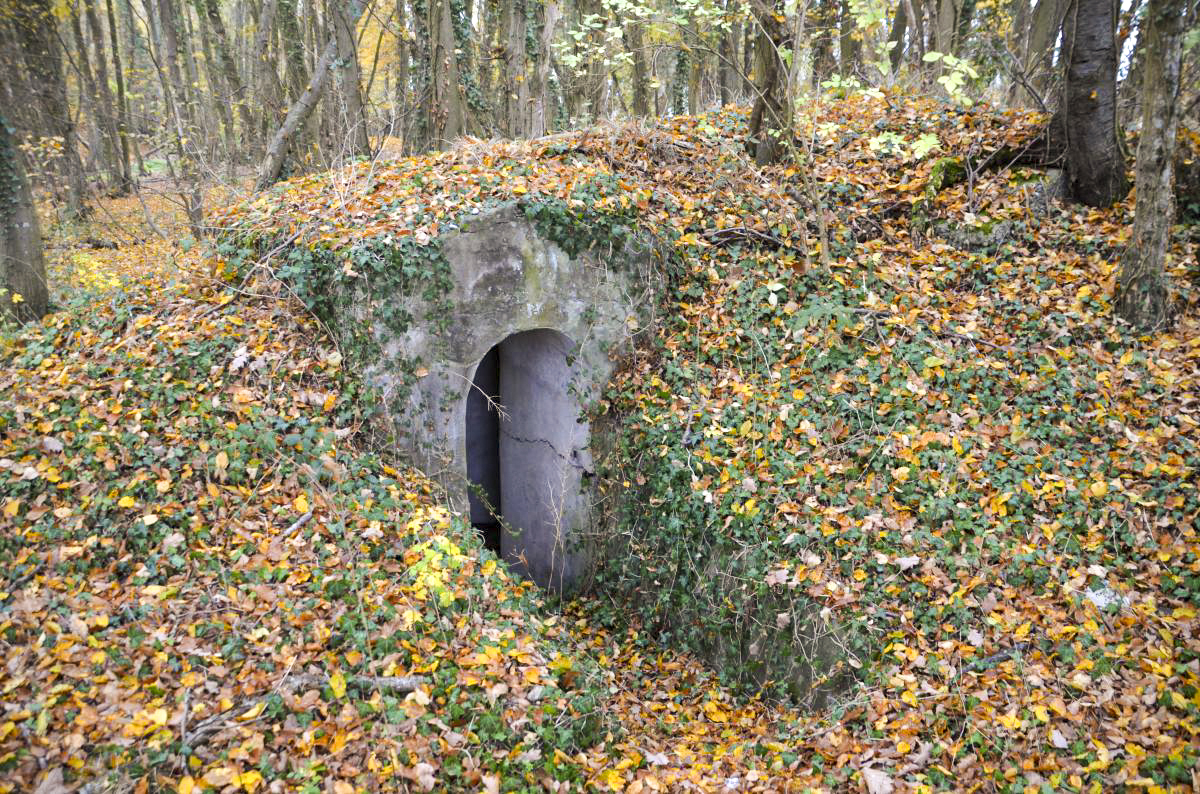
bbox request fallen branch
[702,226,807,256]
[852,308,1004,350]
[963,642,1032,675]
[183,672,426,747]
[279,510,314,542]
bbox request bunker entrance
[465,328,590,589]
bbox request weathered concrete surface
[354,203,659,592]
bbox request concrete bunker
[351,204,660,593]
[465,328,591,591]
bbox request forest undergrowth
[2,94,1199,793]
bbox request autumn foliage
[2,94,1199,792]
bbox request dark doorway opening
[466,345,502,553]
[465,328,587,589]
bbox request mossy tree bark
[426,0,469,147]
[502,0,529,137]
[332,0,371,158]
[1061,0,1129,207]
[0,115,49,323]
[746,0,789,165]
[1113,0,1189,331]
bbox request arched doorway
[465,328,591,590]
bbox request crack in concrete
[500,428,593,473]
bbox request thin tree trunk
[179,3,210,145]
[198,0,254,142]
[904,0,925,64]
[156,0,204,232]
[278,0,309,102]
[256,0,367,189]
[192,0,236,160]
[115,0,147,177]
[394,0,410,144]
[687,16,703,113]
[427,0,468,146]
[718,3,736,106]
[1026,0,1065,98]
[838,0,860,74]
[69,5,113,184]
[747,0,789,164]
[85,0,131,192]
[14,0,88,214]
[1113,0,1188,329]
[934,0,959,55]
[503,0,529,137]
[332,0,371,156]
[252,0,282,143]
[0,114,49,323]
[887,0,907,74]
[623,18,650,117]
[528,0,559,136]
[1061,0,1128,206]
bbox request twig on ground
[963,642,1032,674]
[184,672,426,748]
[279,510,314,542]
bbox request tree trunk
[502,0,529,137]
[747,0,789,165]
[394,0,410,140]
[904,0,925,64]
[192,0,237,161]
[718,3,734,106]
[1061,0,1128,206]
[0,115,49,323]
[838,0,860,75]
[333,0,371,156]
[179,3,210,146]
[933,0,959,54]
[199,0,255,143]
[277,0,308,102]
[68,5,113,184]
[115,0,148,177]
[623,18,651,117]
[528,0,559,136]
[13,0,88,215]
[427,0,469,146]
[1113,0,1188,330]
[887,0,907,74]
[85,0,132,192]
[256,0,367,189]
[252,0,282,144]
[1022,0,1064,101]
[156,0,204,233]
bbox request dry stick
[180,687,191,749]
[185,673,426,747]
[852,307,1005,350]
[962,642,1032,675]
[278,510,314,542]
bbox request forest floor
[2,95,1199,794]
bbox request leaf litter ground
[2,95,1199,793]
